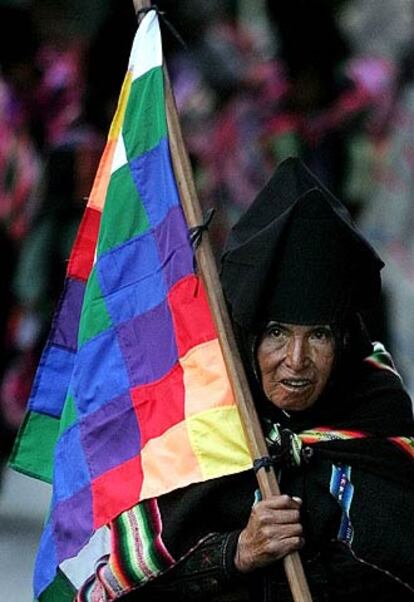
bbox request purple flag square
[80,392,141,479]
[154,205,194,290]
[53,485,94,562]
[117,299,178,386]
[50,277,86,351]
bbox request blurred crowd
[1,0,414,470]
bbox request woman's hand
[234,494,304,573]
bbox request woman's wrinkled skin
[256,322,336,413]
[235,322,336,573]
[235,495,304,572]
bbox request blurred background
[1,0,414,598]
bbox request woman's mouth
[280,378,312,391]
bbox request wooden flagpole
[133,2,312,600]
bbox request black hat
[221,157,384,332]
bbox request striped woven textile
[77,499,174,600]
[299,427,367,445]
[389,436,414,460]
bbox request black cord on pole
[136,5,187,50]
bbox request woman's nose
[285,337,309,370]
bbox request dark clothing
[125,355,414,601]
[220,157,383,333]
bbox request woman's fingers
[260,494,303,510]
[234,494,305,573]
[249,495,302,525]
[259,521,304,544]
[254,508,301,525]
[268,534,305,558]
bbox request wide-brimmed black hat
[221,157,384,332]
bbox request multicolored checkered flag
[10,11,251,599]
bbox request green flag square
[77,268,112,346]
[58,393,78,435]
[123,67,167,160]
[37,570,76,602]
[97,163,149,256]
[9,411,60,483]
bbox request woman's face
[256,322,335,412]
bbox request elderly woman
[213,158,414,601]
[80,159,414,602]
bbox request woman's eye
[263,323,287,343]
[270,328,282,338]
[312,327,332,341]
[266,327,288,344]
